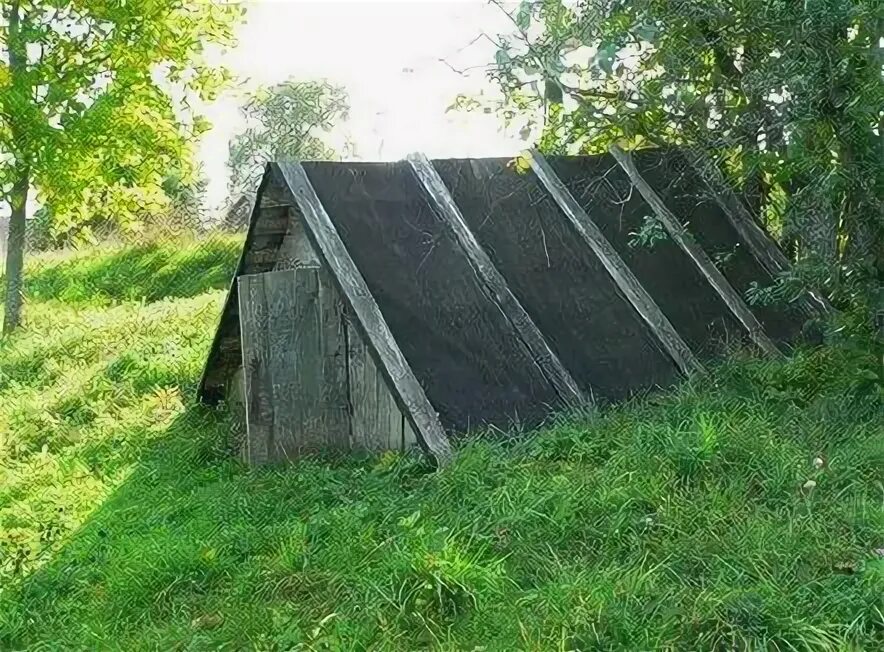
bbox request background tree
[482,0,883,312]
[160,165,210,235]
[225,79,349,225]
[23,164,210,251]
[0,0,242,333]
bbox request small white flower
[802,479,817,492]
[812,457,824,469]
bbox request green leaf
[509,152,532,175]
[398,510,421,528]
[635,23,658,42]
[595,42,618,75]
[516,1,531,32]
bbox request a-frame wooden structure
[198,147,825,466]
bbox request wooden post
[528,149,706,377]
[610,144,782,358]
[274,161,453,466]
[238,270,273,465]
[407,152,589,406]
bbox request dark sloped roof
[198,149,818,451]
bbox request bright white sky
[198,0,523,210]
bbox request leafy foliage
[0,0,242,330]
[226,79,349,204]
[25,165,212,251]
[0,0,239,239]
[482,0,883,309]
[627,214,669,249]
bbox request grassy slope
[0,237,882,651]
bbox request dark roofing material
[198,149,818,460]
[432,157,679,401]
[304,161,561,432]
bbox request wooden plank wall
[236,263,417,464]
[274,214,320,271]
[198,200,293,403]
[345,311,418,452]
[238,267,349,464]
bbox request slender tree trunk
[788,12,842,271]
[3,169,29,333]
[2,0,30,333]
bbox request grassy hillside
[0,237,882,651]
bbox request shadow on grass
[2,344,881,650]
[12,236,242,307]
[0,401,401,650]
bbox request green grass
[0,237,882,651]
[2,231,242,307]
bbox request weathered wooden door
[237,267,349,464]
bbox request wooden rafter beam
[528,149,707,378]
[274,161,454,466]
[610,144,782,358]
[682,148,831,316]
[408,152,589,407]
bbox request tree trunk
[2,0,30,334]
[791,178,838,267]
[3,169,29,333]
